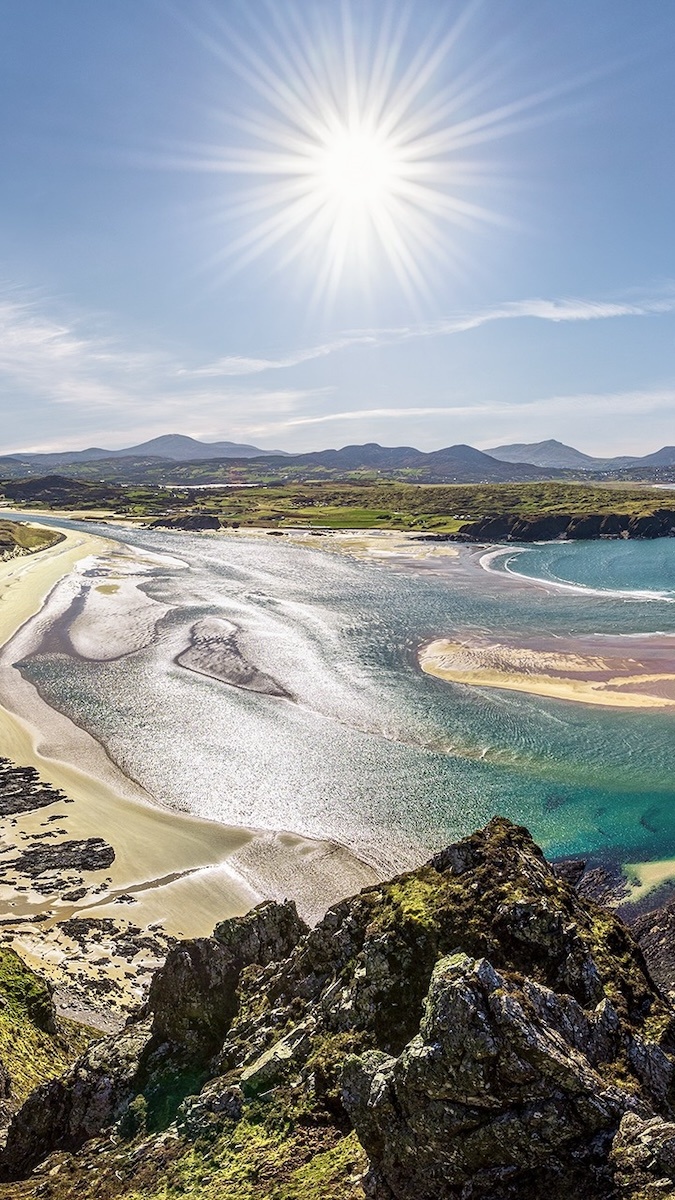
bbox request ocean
[11,520,675,874]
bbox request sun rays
[171,2,564,303]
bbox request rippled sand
[419,634,675,708]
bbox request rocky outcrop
[2,820,675,1198]
[455,508,675,543]
[146,898,308,1051]
[0,757,68,816]
[343,953,665,1199]
[10,838,115,876]
[0,1019,153,1179]
[149,514,221,531]
[630,899,675,1009]
[0,900,307,1179]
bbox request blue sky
[1,0,674,455]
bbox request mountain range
[1,434,673,485]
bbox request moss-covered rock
[0,948,96,1128]
[611,1112,675,1198]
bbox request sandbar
[419,633,675,709]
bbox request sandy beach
[0,521,377,1018]
[419,634,675,709]
[14,511,462,563]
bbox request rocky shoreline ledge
[3,791,675,1197]
[450,507,675,543]
[0,757,176,1031]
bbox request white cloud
[178,335,379,377]
[182,291,675,378]
[282,407,457,427]
[256,387,675,430]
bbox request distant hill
[0,474,124,505]
[486,439,602,469]
[268,442,559,481]
[5,433,287,468]
[3,436,672,486]
[639,446,675,467]
[485,438,662,471]
[101,434,290,460]
[0,441,562,485]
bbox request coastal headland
[3,475,675,541]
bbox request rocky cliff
[454,509,675,543]
[2,819,675,1199]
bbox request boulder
[611,1112,675,1197]
[343,953,649,1199]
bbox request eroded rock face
[455,509,675,543]
[342,953,661,1199]
[0,900,307,1181]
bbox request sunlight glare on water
[16,521,675,874]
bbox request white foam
[478,546,675,604]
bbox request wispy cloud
[178,335,379,378]
[0,289,333,453]
[247,387,675,443]
[302,387,675,425]
[1,282,673,454]
[282,407,455,427]
[184,291,675,378]
[0,292,162,413]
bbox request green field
[148,481,675,532]
[0,518,63,553]
[1,478,672,533]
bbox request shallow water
[10,520,675,872]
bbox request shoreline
[0,522,378,1018]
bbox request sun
[284,114,418,289]
[314,124,399,212]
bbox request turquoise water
[487,540,675,604]
[11,519,675,872]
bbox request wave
[479,546,675,604]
